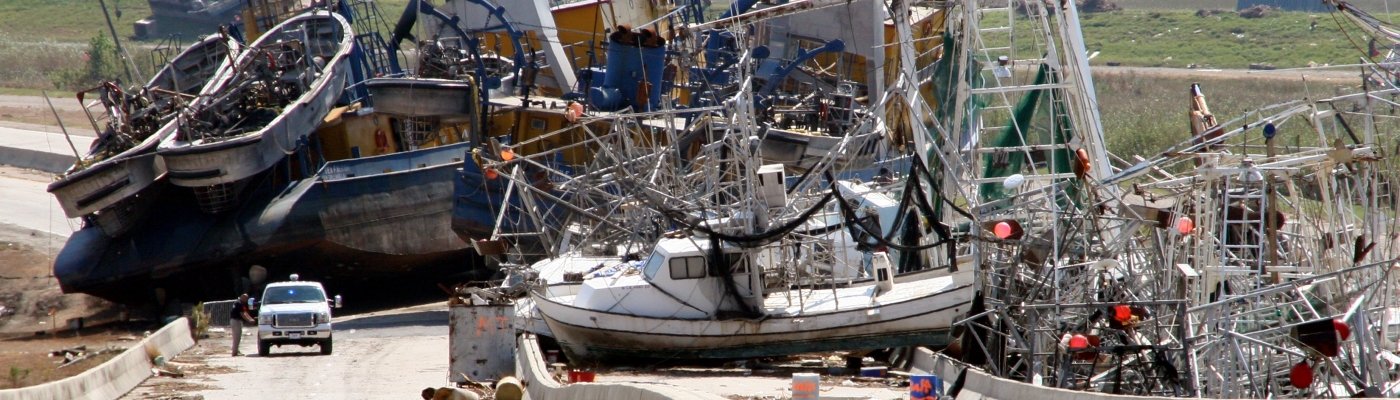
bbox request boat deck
[761,274,957,317]
[532,254,623,285]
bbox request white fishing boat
[47,34,240,236]
[158,10,353,213]
[529,236,974,361]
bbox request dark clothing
[230,302,250,320]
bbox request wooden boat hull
[161,11,353,189]
[47,35,237,234]
[532,277,974,362]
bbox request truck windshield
[263,285,326,304]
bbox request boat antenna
[42,90,83,160]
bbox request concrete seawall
[0,318,197,400]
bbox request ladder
[343,0,400,77]
[1218,175,1268,271]
[333,0,401,105]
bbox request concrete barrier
[0,145,75,174]
[909,347,1182,400]
[0,317,197,400]
[515,333,727,400]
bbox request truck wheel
[258,340,271,357]
[320,339,333,355]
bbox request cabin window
[669,256,706,280]
[877,268,889,282]
[641,253,665,280]
[530,118,548,131]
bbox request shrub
[1081,0,1122,13]
[1238,5,1273,19]
[1196,9,1227,17]
[8,366,29,388]
[48,33,123,90]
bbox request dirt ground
[0,240,133,389]
[120,335,236,400]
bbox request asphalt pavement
[123,304,454,400]
[0,167,77,246]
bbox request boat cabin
[573,238,761,320]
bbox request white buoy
[1003,174,1026,189]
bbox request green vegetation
[7,366,28,388]
[0,0,152,42]
[1080,9,1384,69]
[48,33,124,91]
[1113,0,1233,10]
[1091,71,1387,161]
[1112,0,1398,11]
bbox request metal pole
[1265,135,1280,282]
[43,90,83,161]
[96,0,138,84]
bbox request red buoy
[1334,319,1351,341]
[1289,361,1313,389]
[1113,305,1132,323]
[1069,334,1088,349]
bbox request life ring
[374,129,390,153]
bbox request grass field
[1079,9,1390,69]
[1113,0,1399,11]
[1092,71,1362,161]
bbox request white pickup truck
[255,275,341,356]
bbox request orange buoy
[994,222,1013,239]
[501,149,516,161]
[485,169,499,179]
[566,102,583,122]
[1176,217,1194,234]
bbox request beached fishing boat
[531,237,974,361]
[47,34,240,237]
[158,10,353,213]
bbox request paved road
[125,304,454,400]
[0,167,77,244]
[0,94,86,113]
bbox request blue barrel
[638,45,666,111]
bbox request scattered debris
[152,367,185,378]
[1238,5,1274,19]
[1196,9,1227,18]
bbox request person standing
[230,294,255,356]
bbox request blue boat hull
[54,143,491,305]
[450,155,566,253]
